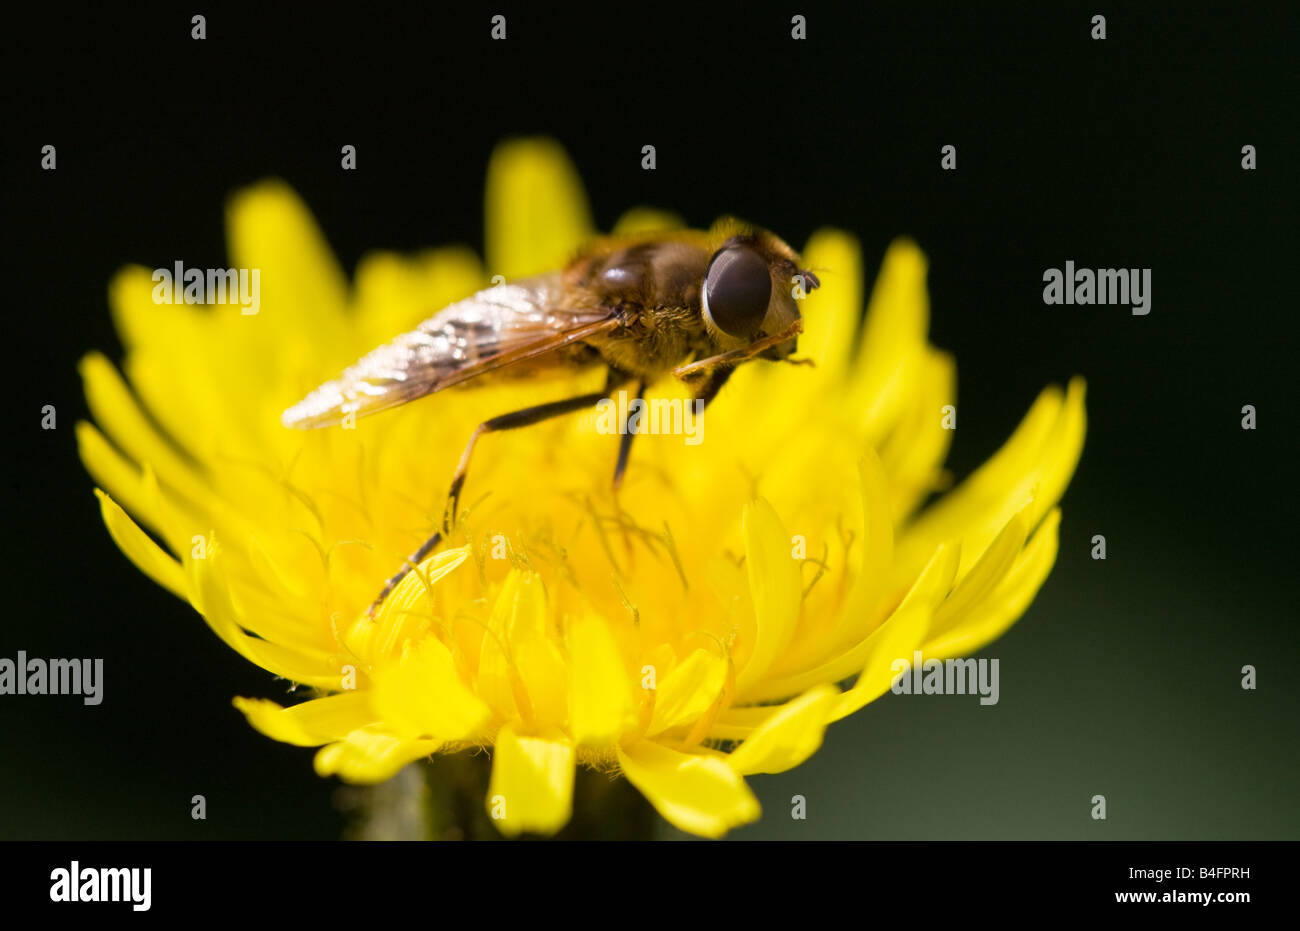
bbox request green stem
[339,763,431,841]
[344,753,659,840]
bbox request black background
[2,3,1296,839]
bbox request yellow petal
[878,348,956,519]
[828,450,896,647]
[107,267,238,462]
[79,423,155,537]
[617,740,760,838]
[476,631,522,721]
[930,511,1027,636]
[736,498,801,693]
[852,239,930,443]
[648,647,727,735]
[924,509,1062,659]
[725,684,838,775]
[743,542,956,704]
[313,728,439,784]
[897,379,1085,580]
[829,602,932,722]
[511,630,569,727]
[567,613,634,746]
[486,138,592,280]
[476,569,548,721]
[94,489,187,600]
[897,541,962,614]
[233,692,377,746]
[611,207,684,235]
[109,264,176,353]
[796,229,862,379]
[188,544,342,688]
[79,353,211,511]
[226,180,349,344]
[371,635,491,741]
[487,726,575,837]
[347,546,471,664]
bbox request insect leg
[612,380,647,490]
[366,389,612,617]
[671,319,804,380]
[368,530,447,617]
[610,369,730,491]
[693,367,733,410]
[444,390,613,527]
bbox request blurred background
[2,4,1296,839]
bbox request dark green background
[3,3,1295,839]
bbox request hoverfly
[282,221,821,615]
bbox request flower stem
[339,763,431,841]
[344,753,659,840]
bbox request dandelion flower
[78,138,1085,838]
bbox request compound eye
[703,245,771,338]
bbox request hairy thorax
[564,238,714,379]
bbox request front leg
[609,368,732,490]
[690,366,733,410]
[612,379,646,490]
[367,387,616,618]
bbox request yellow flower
[78,138,1085,838]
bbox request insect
[282,220,821,615]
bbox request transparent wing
[281,273,616,429]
